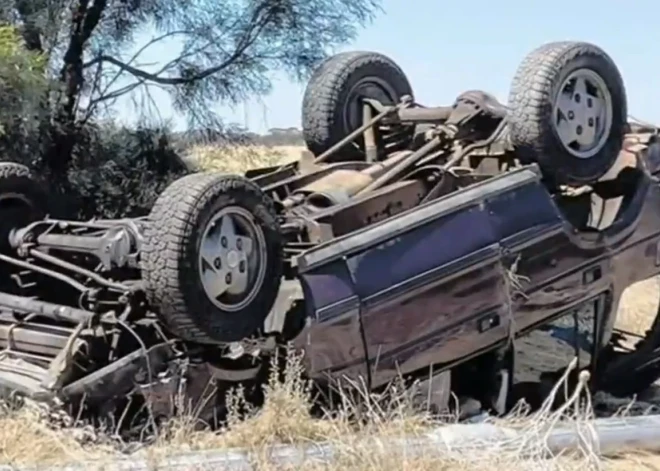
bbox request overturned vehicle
[0,40,659,425]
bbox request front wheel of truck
[141,173,283,344]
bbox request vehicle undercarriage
[1,40,660,431]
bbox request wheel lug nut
[239,261,246,273]
[568,111,574,120]
[587,98,592,108]
[576,125,583,135]
[236,239,243,250]
[221,236,227,248]
[574,94,581,103]
[213,258,222,269]
[588,118,594,127]
[225,273,232,284]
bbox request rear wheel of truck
[141,173,283,344]
[302,51,415,161]
[0,163,49,256]
[508,41,628,187]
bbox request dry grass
[0,343,655,470]
[187,144,304,174]
[0,401,116,466]
[0,146,659,468]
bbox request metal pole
[13,415,660,471]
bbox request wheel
[508,41,627,187]
[302,51,415,161]
[141,173,283,344]
[0,163,48,255]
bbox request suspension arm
[0,292,95,323]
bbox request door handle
[583,266,602,285]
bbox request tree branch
[82,30,192,69]
[48,0,109,177]
[86,1,278,86]
[81,31,198,120]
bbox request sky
[115,0,660,134]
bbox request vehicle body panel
[294,160,660,389]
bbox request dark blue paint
[485,181,563,243]
[300,177,565,321]
[343,180,563,306]
[298,260,355,314]
[346,207,495,299]
[297,173,573,381]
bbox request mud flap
[135,360,265,426]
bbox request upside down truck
[0,40,660,426]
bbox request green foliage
[0,26,46,75]
[0,26,48,136]
[0,0,382,218]
[81,0,382,128]
[66,123,190,219]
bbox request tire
[141,173,283,344]
[0,163,49,255]
[508,41,627,187]
[302,51,415,161]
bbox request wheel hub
[344,77,397,131]
[198,206,267,312]
[343,76,406,155]
[553,68,613,159]
[226,250,240,269]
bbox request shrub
[65,123,191,219]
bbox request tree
[0,26,49,171]
[4,0,382,179]
[0,26,48,154]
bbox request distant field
[186,144,305,174]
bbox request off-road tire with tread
[508,41,627,187]
[302,51,415,160]
[141,173,283,344]
[0,163,49,254]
